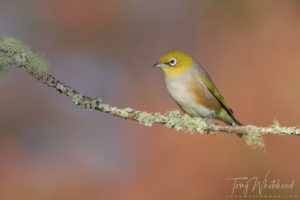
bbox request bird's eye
[168,58,177,66]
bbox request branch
[0,35,299,148]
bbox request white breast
[165,69,216,118]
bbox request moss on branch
[0,36,49,81]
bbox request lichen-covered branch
[1,35,299,148]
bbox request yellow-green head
[153,50,194,79]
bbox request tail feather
[231,114,243,126]
[217,109,243,137]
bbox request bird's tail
[217,109,243,137]
[230,114,243,126]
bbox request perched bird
[153,50,242,134]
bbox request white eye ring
[168,58,177,66]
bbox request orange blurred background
[0,0,300,199]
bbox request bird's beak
[152,62,166,68]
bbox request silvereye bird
[153,50,242,132]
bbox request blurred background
[0,0,300,199]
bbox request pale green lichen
[120,107,134,118]
[272,119,300,135]
[97,103,111,112]
[82,100,92,109]
[85,102,91,109]
[136,111,156,127]
[0,36,49,81]
[71,94,94,110]
[245,125,265,149]
[272,119,280,129]
[90,99,97,109]
[165,110,182,129]
[134,109,208,132]
[153,112,167,122]
[56,83,67,93]
[91,97,102,110]
[164,110,207,134]
[94,97,102,103]
[72,94,83,105]
[192,117,208,133]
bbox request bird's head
[153,50,194,79]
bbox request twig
[1,35,299,148]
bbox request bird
[153,50,242,135]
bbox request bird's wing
[198,72,233,114]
